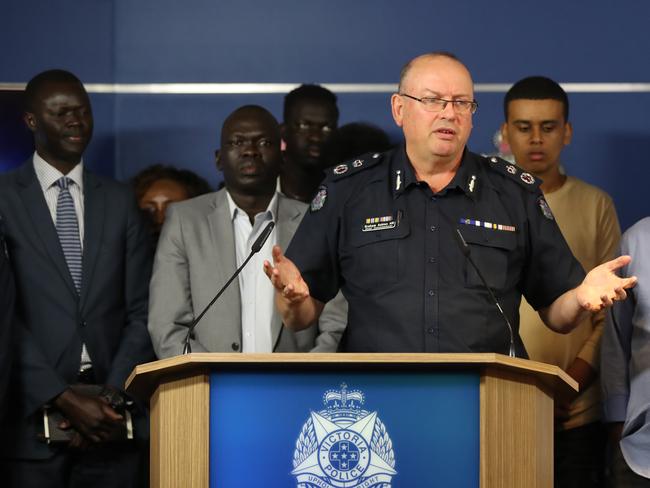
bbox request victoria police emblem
[538,196,554,220]
[311,185,327,212]
[292,384,397,487]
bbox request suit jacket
[149,188,344,357]
[0,160,154,459]
[0,217,14,425]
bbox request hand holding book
[43,385,134,444]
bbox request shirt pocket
[345,221,411,292]
[460,225,517,291]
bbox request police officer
[263,52,636,354]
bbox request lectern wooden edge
[126,353,577,488]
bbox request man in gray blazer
[0,70,153,487]
[148,105,344,357]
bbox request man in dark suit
[0,69,153,487]
[0,216,14,426]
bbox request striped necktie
[55,177,82,293]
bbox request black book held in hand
[42,384,134,444]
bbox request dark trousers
[555,422,606,488]
[607,440,650,488]
[3,442,146,488]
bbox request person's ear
[391,94,405,127]
[563,122,573,146]
[500,122,510,145]
[23,112,37,132]
[215,149,222,171]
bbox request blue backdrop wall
[1,0,649,229]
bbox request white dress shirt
[33,152,92,369]
[33,152,85,244]
[226,191,278,353]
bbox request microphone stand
[180,221,275,354]
[455,228,517,358]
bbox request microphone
[180,221,275,354]
[251,219,275,253]
[455,228,517,358]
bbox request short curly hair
[131,164,212,202]
[24,69,85,112]
[504,76,569,122]
[283,84,339,122]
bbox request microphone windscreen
[251,221,275,253]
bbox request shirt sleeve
[520,190,586,311]
[601,303,634,422]
[0,233,14,422]
[286,182,343,304]
[601,232,635,423]
[311,291,348,352]
[106,192,156,389]
[576,195,622,369]
[148,204,209,358]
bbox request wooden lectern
[126,353,576,488]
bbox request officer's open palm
[264,245,310,303]
[577,255,637,312]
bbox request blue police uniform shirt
[286,146,585,354]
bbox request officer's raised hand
[576,255,637,311]
[264,245,309,302]
[541,255,637,332]
[263,245,324,329]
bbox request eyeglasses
[291,121,334,134]
[400,93,478,114]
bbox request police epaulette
[330,152,384,181]
[484,155,540,191]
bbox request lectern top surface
[125,352,577,401]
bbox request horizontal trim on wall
[1,82,650,94]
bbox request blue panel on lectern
[210,371,479,487]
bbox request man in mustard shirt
[501,75,620,488]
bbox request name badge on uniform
[363,213,398,232]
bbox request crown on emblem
[322,383,365,414]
